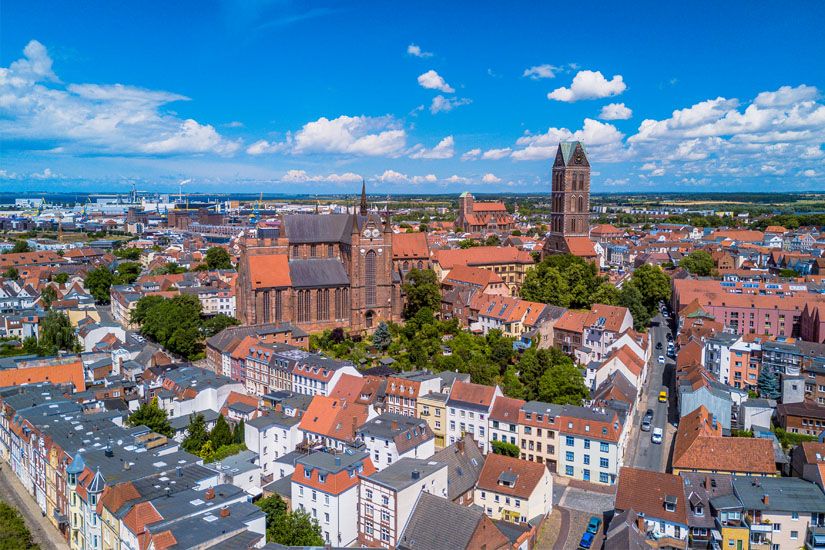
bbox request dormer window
[318,473,326,483]
[695,504,704,516]
[665,495,677,513]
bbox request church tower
[360,179,368,216]
[542,141,592,258]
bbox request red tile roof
[447,380,498,408]
[299,395,370,442]
[392,232,430,259]
[476,453,547,499]
[435,247,533,269]
[0,360,85,391]
[247,254,291,289]
[615,467,687,524]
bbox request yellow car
[658,391,668,403]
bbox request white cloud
[511,118,625,160]
[407,44,433,58]
[376,170,437,184]
[445,174,471,184]
[640,162,657,171]
[225,121,244,128]
[410,135,455,159]
[754,84,818,107]
[430,95,471,114]
[461,148,481,161]
[417,70,454,93]
[599,103,632,120]
[0,40,240,156]
[523,64,560,80]
[292,115,407,157]
[761,165,787,175]
[650,168,665,176]
[547,70,626,102]
[801,169,819,177]
[282,170,362,183]
[482,173,501,183]
[482,147,511,160]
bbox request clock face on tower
[575,154,582,164]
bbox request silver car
[651,428,663,444]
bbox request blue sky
[2,0,824,194]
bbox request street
[0,464,69,550]
[625,312,676,472]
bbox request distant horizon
[2,1,823,193]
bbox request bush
[491,440,520,457]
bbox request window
[365,250,377,306]
[566,451,574,462]
[318,473,326,483]
[324,512,329,523]
[583,469,590,481]
[481,491,486,500]
[381,526,390,543]
[665,502,675,512]
[791,530,798,540]
[566,436,574,446]
[695,504,704,516]
[565,465,574,476]
[600,442,609,453]
[599,472,609,483]
[772,523,781,532]
[381,510,390,522]
[791,512,799,520]
[328,244,334,257]
[583,439,590,450]
[382,496,389,506]
[600,457,609,469]
[365,522,373,535]
[583,455,590,465]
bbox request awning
[245,486,263,498]
[53,510,69,524]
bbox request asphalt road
[625,312,676,472]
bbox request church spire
[360,179,368,216]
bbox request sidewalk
[0,464,70,550]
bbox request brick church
[236,185,408,334]
[456,192,515,233]
[541,141,597,261]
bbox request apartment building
[474,453,553,524]
[489,396,524,448]
[416,392,448,448]
[384,371,441,417]
[358,458,448,549]
[445,380,502,453]
[244,411,302,479]
[357,413,435,472]
[291,356,361,397]
[291,450,376,547]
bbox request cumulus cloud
[482,173,501,183]
[444,174,471,184]
[599,103,633,120]
[291,115,407,157]
[0,40,240,156]
[409,136,455,159]
[523,64,560,80]
[417,70,454,93]
[461,148,481,161]
[801,169,819,177]
[430,95,471,114]
[246,140,286,155]
[548,70,626,102]
[225,121,245,128]
[754,84,818,107]
[407,44,433,58]
[511,119,625,160]
[376,170,437,184]
[482,148,511,160]
[282,170,361,183]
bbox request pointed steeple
[360,179,368,217]
[384,194,392,233]
[315,194,319,215]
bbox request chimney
[391,420,399,431]
[763,493,769,506]
[411,469,420,480]
[124,462,131,470]
[705,476,711,489]
[219,506,230,518]
[456,439,465,454]
[335,455,342,467]
[176,466,182,478]
[636,514,646,533]
[205,488,215,500]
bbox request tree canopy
[205,247,233,270]
[181,413,209,454]
[127,397,173,438]
[0,502,39,550]
[521,254,604,309]
[39,310,76,353]
[256,494,325,546]
[131,294,204,359]
[401,268,441,319]
[679,250,714,276]
[85,266,116,303]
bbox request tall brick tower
[542,141,592,258]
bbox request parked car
[644,408,654,421]
[587,517,602,534]
[658,355,665,364]
[578,532,595,550]
[641,419,652,432]
[656,342,662,350]
[659,390,668,402]
[651,427,663,444]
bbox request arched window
[304,290,311,322]
[316,289,323,321]
[335,288,341,320]
[417,261,423,269]
[403,261,409,270]
[365,250,377,306]
[365,311,374,329]
[578,196,584,213]
[343,288,349,319]
[324,289,330,321]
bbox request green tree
[757,366,781,399]
[210,414,234,448]
[589,283,620,307]
[130,294,166,326]
[491,440,520,458]
[520,264,570,307]
[203,314,240,338]
[181,413,209,454]
[500,365,525,399]
[85,266,116,303]
[4,267,19,280]
[53,272,68,284]
[116,261,142,284]
[257,493,324,546]
[133,294,204,359]
[619,284,649,331]
[39,310,76,352]
[511,229,522,237]
[40,285,58,309]
[233,419,245,445]
[127,397,173,438]
[113,246,142,260]
[625,264,671,316]
[402,268,441,319]
[779,268,798,278]
[0,501,39,550]
[371,321,392,350]
[485,234,500,246]
[679,250,714,276]
[458,239,480,248]
[199,440,215,462]
[536,362,589,405]
[205,247,233,270]
[6,240,32,254]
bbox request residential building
[430,435,485,505]
[615,467,689,542]
[244,411,302,479]
[489,396,525,448]
[298,395,375,451]
[777,401,825,436]
[291,449,376,547]
[445,380,502,453]
[384,371,441,418]
[358,458,448,549]
[291,355,361,397]
[357,413,435,471]
[474,453,553,524]
[416,392,447,448]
